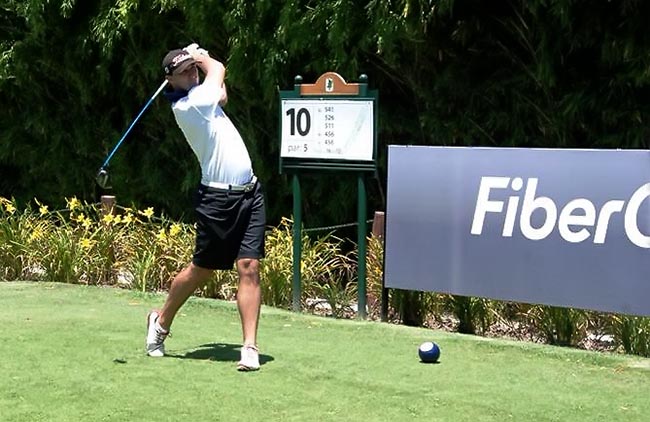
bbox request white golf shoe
[146,311,168,357]
[237,344,260,371]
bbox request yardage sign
[278,72,377,172]
[281,99,374,161]
[279,72,378,317]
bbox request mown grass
[1,281,649,422]
[3,197,650,357]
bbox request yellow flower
[169,223,182,237]
[156,228,167,242]
[123,213,134,224]
[82,217,92,229]
[0,197,15,214]
[39,204,49,216]
[139,207,155,219]
[66,197,80,211]
[112,214,122,224]
[80,238,94,249]
[102,214,115,224]
[30,227,44,241]
[76,213,86,223]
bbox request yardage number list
[280,99,374,161]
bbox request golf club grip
[101,80,169,168]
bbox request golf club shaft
[101,80,169,168]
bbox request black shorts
[192,180,266,270]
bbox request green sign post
[279,72,378,318]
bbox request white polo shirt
[171,83,254,186]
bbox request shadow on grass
[167,343,274,366]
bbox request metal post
[292,174,302,312]
[357,174,367,319]
[380,210,389,322]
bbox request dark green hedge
[2,0,649,225]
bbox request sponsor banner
[384,146,650,316]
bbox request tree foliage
[2,0,650,225]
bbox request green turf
[1,282,649,421]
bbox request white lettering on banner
[624,183,650,248]
[470,177,650,248]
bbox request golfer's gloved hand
[183,42,199,53]
[184,43,209,57]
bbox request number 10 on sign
[280,99,374,161]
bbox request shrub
[525,305,587,347]
[609,315,650,357]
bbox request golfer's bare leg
[236,258,261,346]
[158,263,213,331]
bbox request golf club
[96,79,169,188]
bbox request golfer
[146,43,266,371]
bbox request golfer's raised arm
[193,53,227,105]
[219,83,228,107]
